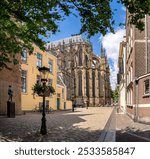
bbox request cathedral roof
[46,35,84,50]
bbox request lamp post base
[40,117,47,135]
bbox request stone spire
[101,43,105,58]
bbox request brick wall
[135,43,145,77]
[0,56,21,115]
[126,106,135,116]
[126,13,150,119]
[138,76,150,105]
[147,16,150,39]
[138,107,150,117]
[134,27,145,40]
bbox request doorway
[57,94,60,110]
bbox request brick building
[118,38,126,113]
[125,13,150,122]
[0,55,22,115]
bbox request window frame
[144,79,150,95]
[37,53,42,67]
[78,72,82,96]
[21,70,27,93]
[48,59,53,73]
[36,75,41,84]
[48,79,53,96]
[62,88,65,99]
[21,48,28,64]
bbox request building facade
[21,45,70,111]
[118,38,126,113]
[46,35,111,107]
[118,13,150,122]
[0,55,22,115]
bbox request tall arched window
[86,71,89,97]
[78,72,82,96]
[98,72,101,97]
[92,71,95,97]
[85,55,88,67]
[79,48,82,66]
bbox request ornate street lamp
[38,66,50,82]
[38,66,50,135]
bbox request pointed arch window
[92,71,95,97]
[78,72,82,96]
[86,71,89,97]
[79,48,82,66]
[98,72,101,97]
[85,55,88,67]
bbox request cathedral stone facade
[46,35,111,107]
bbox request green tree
[0,0,114,70]
[111,86,119,103]
[119,0,150,30]
[0,0,150,70]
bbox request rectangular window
[62,88,65,99]
[48,79,53,86]
[37,53,42,67]
[57,94,61,98]
[48,59,53,73]
[21,70,27,93]
[21,48,27,63]
[144,79,150,94]
[48,79,53,96]
[37,75,41,84]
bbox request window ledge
[143,94,150,98]
[21,62,28,65]
[22,92,28,95]
[127,104,133,108]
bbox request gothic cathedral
[46,35,111,107]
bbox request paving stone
[116,114,150,140]
[0,107,113,142]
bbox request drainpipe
[145,15,148,74]
[124,44,127,113]
[135,79,139,121]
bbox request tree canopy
[119,0,150,30]
[111,86,119,103]
[0,0,150,70]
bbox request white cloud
[121,6,126,12]
[102,29,125,90]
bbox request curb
[98,108,116,142]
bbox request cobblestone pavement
[0,107,113,142]
[116,113,150,141]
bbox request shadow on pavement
[0,111,101,142]
[116,128,150,142]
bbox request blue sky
[44,1,126,89]
[46,1,125,56]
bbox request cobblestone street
[0,107,113,142]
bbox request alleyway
[0,107,113,142]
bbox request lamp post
[38,66,50,135]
